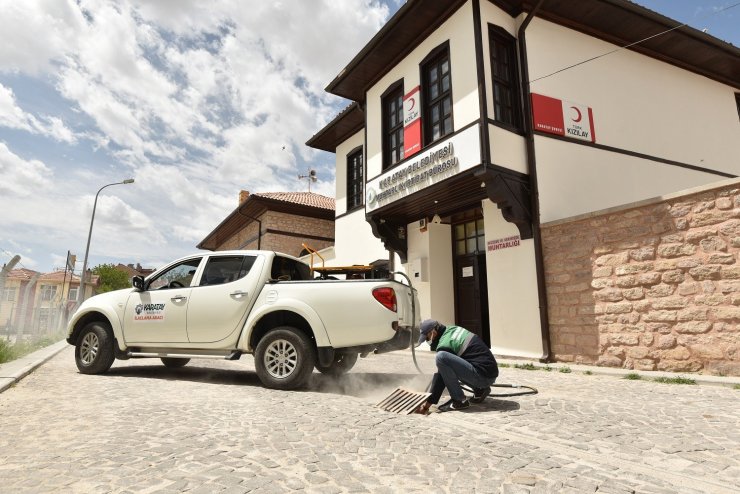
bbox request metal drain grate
[376,387,431,414]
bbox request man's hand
[415,401,432,415]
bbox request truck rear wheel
[255,326,315,390]
[316,353,358,376]
[75,321,115,375]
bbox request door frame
[451,210,491,347]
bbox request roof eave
[325,0,740,102]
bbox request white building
[307,0,740,361]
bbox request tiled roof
[254,192,335,211]
[38,270,81,282]
[6,268,41,280]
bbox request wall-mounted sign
[487,235,520,252]
[365,124,481,213]
[531,93,595,143]
[403,86,421,158]
[462,266,474,277]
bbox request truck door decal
[133,303,166,322]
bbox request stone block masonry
[542,180,740,376]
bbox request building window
[736,93,740,121]
[382,82,404,169]
[2,287,15,302]
[489,25,521,129]
[422,45,453,145]
[347,148,364,210]
[454,218,485,255]
[40,285,57,302]
[68,287,78,300]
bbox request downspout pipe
[518,0,552,363]
[237,208,262,250]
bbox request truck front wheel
[75,321,115,375]
[316,353,358,376]
[255,326,315,390]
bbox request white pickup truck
[66,250,419,390]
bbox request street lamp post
[78,179,135,303]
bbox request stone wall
[541,180,740,376]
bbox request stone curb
[495,358,740,387]
[393,348,740,388]
[0,340,69,394]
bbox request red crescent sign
[570,106,582,122]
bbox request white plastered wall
[406,220,455,324]
[365,1,479,182]
[483,200,543,359]
[537,136,723,223]
[525,18,740,173]
[330,130,390,267]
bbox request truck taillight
[372,287,397,312]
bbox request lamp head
[123,178,135,184]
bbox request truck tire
[316,353,358,376]
[160,357,190,368]
[75,321,115,375]
[255,326,316,390]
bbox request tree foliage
[92,264,131,293]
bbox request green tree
[92,264,131,293]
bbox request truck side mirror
[132,275,145,291]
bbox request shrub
[654,376,696,385]
[624,373,642,380]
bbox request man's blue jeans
[436,351,496,402]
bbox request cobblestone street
[0,347,738,493]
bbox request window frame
[346,146,364,211]
[40,285,57,302]
[381,79,405,170]
[147,257,202,290]
[199,255,256,287]
[420,41,454,146]
[2,287,16,302]
[488,24,522,130]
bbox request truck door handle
[171,295,187,302]
[230,290,248,298]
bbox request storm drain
[376,387,431,414]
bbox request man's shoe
[471,386,491,404]
[438,399,471,412]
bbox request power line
[529,1,740,84]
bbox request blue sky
[0,0,737,274]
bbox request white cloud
[0,0,392,272]
[0,141,53,196]
[0,0,85,74]
[0,84,36,131]
[0,83,77,143]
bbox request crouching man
[416,319,498,413]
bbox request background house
[1,268,98,339]
[197,190,335,259]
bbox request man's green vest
[437,325,474,356]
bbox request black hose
[390,271,424,374]
[461,382,539,397]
